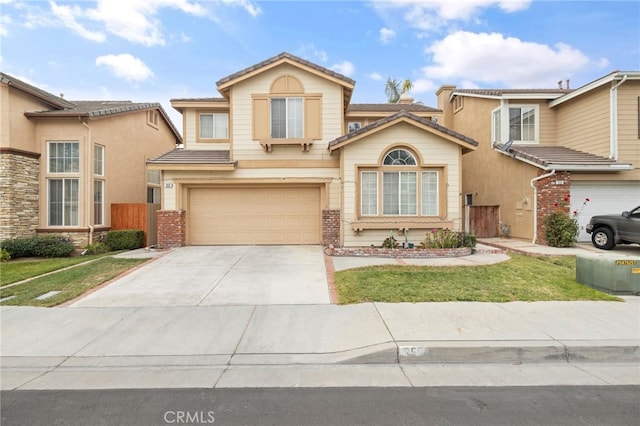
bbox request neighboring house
[149,52,478,247]
[0,72,181,247]
[436,71,640,244]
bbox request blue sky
[1,0,639,129]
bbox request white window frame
[348,121,362,133]
[360,171,378,216]
[270,97,303,139]
[48,141,79,173]
[493,104,539,144]
[94,179,104,225]
[94,144,104,176]
[199,112,229,140]
[48,178,79,226]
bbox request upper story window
[271,97,303,139]
[348,121,361,133]
[199,113,229,140]
[492,105,538,144]
[94,144,104,176]
[383,149,417,165]
[147,110,159,128]
[48,142,79,173]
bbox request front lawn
[0,257,147,307]
[0,254,115,287]
[335,254,620,304]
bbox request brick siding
[322,209,340,247]
[534,170,571,245]
[157,210,186,248]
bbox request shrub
[1,248,11,262]
[106,230,144,250]
[0,236,74,258]
[31,236,75,257]
[419,229,476,249]
[84,242,111,255]
[381,231,399,248]
[544,212,578,247]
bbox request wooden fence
[111,203,160,246]
[468,205,500,238]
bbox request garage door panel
[189,187,321,245]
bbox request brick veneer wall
[534,170,571,245]
[0,150,40,240]
[322,209,340,247]
[157,210,186,248]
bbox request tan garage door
[188,186,321,245]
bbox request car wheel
[591,227,615,250]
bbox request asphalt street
[2,386,639,426]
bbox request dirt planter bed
[325,246,473,259]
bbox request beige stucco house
[150,52,478,247]
[0,72,181,247]
[437,71,639,244]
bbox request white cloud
[0,14,11,36]
[296,44,329,63]
[410,77,436,94]
[367,72,383,81]
[373,0,532,32]
[50,1,106,42]
[222,0,262,17]
[423,31,590,87]
[96,54,154,82]
[331,61,355,77]
[379,27,396,44]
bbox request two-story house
[149,52,479,247]
[0,72,181,247]
[437,71,639,244]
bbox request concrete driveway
[70,246,331,307]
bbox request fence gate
[468,205,500,238]
[111,203,160,246]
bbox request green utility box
[576,253,640,295]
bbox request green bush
[544,212,578,247]
[83,242,111,255]
[0,236,74,258]
[106,230,144,250]
[419,229,476,249]
[1,248,11,262]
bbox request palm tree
[385,77,413,103]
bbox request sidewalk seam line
[196,247,249,306]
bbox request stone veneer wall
[0,150,40,240]
[534,170,571,245]
[157,210,186,248]
[322,209,340,247]
[36,229,109,251]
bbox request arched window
[360,147,440,217]
[383,149,416,165]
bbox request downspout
[610,74,628,160]
[530,169,556,244]
[81,119,94,245]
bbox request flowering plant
[544,195,589,247]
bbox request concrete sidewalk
[1,297,638,389]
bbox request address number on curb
[399,346,427,357]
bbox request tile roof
[329,110,479,150]
[495,144,633,171]
[148,149,234,164]
[453,88,572,98]
[1,71,75,109]
[348,103,441,113]
[215,51,356,87]
[26,101,162,117]
[170,97,227,103]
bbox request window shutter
[304,97,322,140]
[252,97,269,140]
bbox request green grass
[335,254,620,304]
[0,257,147,307]
[0,253,118,287]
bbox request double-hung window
[271,97,303,138]
[48,141,79,226]
[360,148,439,217]
[199,113,228,140]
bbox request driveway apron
[70,246,330,307]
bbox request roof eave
[147,162,237,171]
